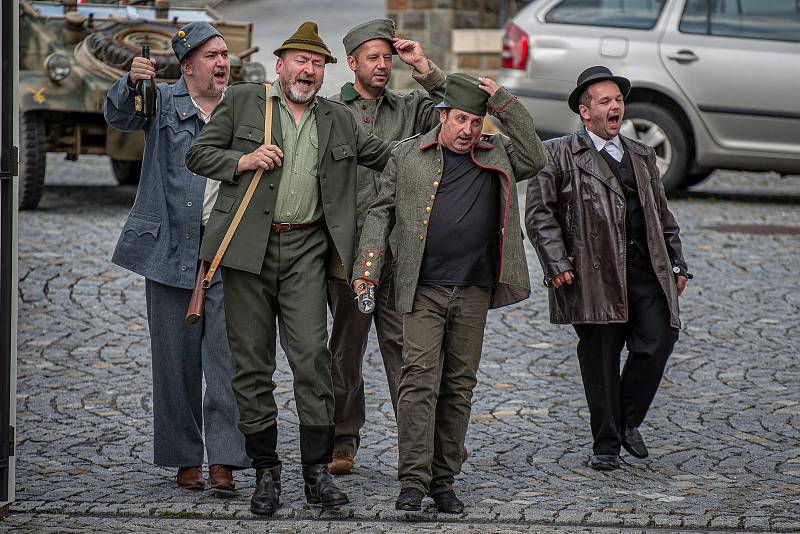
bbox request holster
[185,260,209,324]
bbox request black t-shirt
[418,146,500,288]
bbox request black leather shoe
[431,490,464,514]
[395,488,424,511]
[302,464,349,507]
[622,426,649,458]
[251,465,281,515]
[590,454,620,471]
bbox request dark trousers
[573,252,678,455]
[327,269,404,457]
[222,225,335,468]
[397,285,491,495]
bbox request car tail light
[502,22,529,71]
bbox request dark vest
[600,148,649,260]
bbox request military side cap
[274,21,337,64]
[172,22,223,63]
[435,73,489,117]
[343,18,397,56]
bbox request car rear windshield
[544,0,667,30]
[680,0,800,43]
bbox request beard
[205,79,226,97]
[282,73,322,104]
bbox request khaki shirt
[271,82,321,224]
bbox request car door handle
[666,50,699,64]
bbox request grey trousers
[397,285,491,495]
[145,268,249,468]
[328,273,404,456]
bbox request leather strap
[270,220,319,233]
[202,82,273,288]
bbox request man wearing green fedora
[353,73,546,513]
[326,18,447,477]
[186,21,393,514]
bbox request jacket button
[368,252,374,258]
[366,261,372,267]
[593,262,600,269]
[418,234,424,241]
[425,207,431,213]
[269,183,275,189]
[364,271,371,277]
[186,201,192,207]
[430,194,435,200]
[361,104,367,110]
[364,117,370,123]
[181,265,188,271]
[185,233,190,240]
[433,181,439,187]
[591,231,598,238]
[423,219,428,226]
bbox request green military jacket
[329,60,446,240]
[185,81,392,280]
[354,87,547,313]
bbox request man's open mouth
[607,114,620,127]
[296,79,314,88]
[213,71,226,81]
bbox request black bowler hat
[568,66,631,114]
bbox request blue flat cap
[171,22,223,63]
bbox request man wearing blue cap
[105,21,248,492]
[525,66,690,471]
[353,73,546,513]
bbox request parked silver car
[498,0,800,191]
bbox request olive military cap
[343,18,397,56]
[171,22,223,63]
[434,73,489,117]
[274,21,337,64]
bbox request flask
[355,283,376,314]
[135,45,156,117]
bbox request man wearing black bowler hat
[525,66,691,471]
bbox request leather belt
[270,220,320,233]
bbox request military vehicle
[18,0,267,210]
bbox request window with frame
[680,0,800,43]
[545,0,667,30]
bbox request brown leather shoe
[176,466,204,490]
[327,451,354,476]
[208,464,235,492]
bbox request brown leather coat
[525,129,687,328]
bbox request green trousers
[397,285,491,495]
[223,225,335,465]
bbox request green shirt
[271,82,321,224]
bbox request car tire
[620,103,688,193]
[19,111,47,211]
[84,21,181,79]
[111,159,142,185]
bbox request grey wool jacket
[353,86,547,313]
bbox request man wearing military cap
[186,21,394,514]
[105,21,249,492]
[525,66,690,472]
[326,18,447,477]
[353,73,546,512]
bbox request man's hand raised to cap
[478,77,499,96]
[237,145,284,173]
[393,38,430,74]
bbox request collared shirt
[190,94,222,226]
[587,128,623,162]
[270,82,321,224]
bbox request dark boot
[302,464,348,507]
[251,465,281,515]
[431,489,464,514]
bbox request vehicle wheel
[620,103,688,193]
[683,169,713,188]
[19,111,47,210]
[85,21,181,79]
[111,159,142,185]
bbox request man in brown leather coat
[525,66,691,471]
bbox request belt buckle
[274,222,292,233]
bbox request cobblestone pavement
[3,157,799,533]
